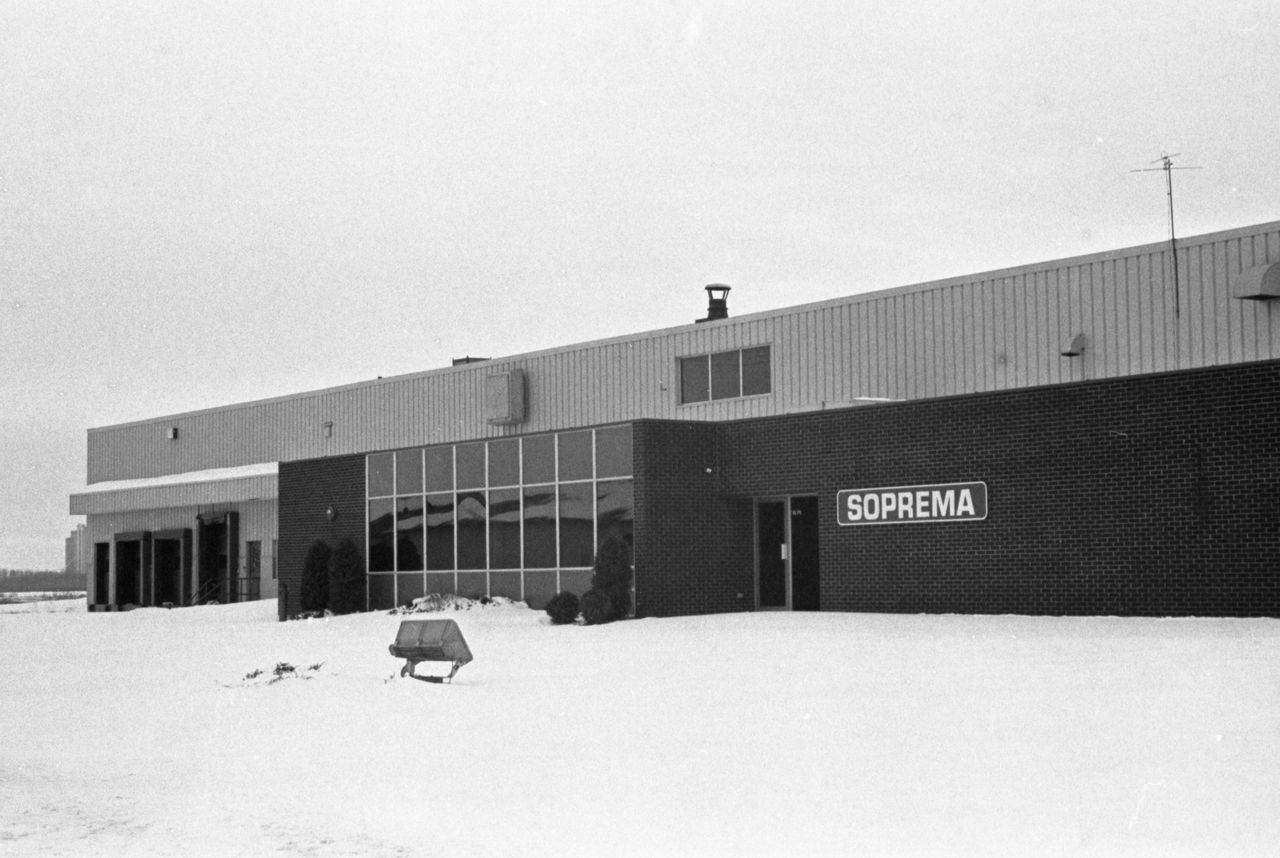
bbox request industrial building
[70,220,1280,617]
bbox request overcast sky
[2,1,1278,569]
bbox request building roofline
[88,218,1280,434]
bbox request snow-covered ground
[2,599,1278,857]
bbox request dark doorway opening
[757,501,788,608]
[115,539,143,606]
[197,513,238,604]
[93,542,110,605]
[791,496,820,611]
[755,496,821,611]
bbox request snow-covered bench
[389,619,473,684]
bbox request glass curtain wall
[366,424,633,610]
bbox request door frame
[754,495,820,611]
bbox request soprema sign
[837,482,987,525]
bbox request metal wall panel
[87,221,1280,483]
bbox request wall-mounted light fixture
[1232,262,1280,301]
[325,506,336,522]
[165,427,179,440]
[1060,333,1087,357]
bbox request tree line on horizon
[0,569,84,592]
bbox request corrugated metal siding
[87,221,1280,482]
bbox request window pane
[456,490,487,569]
[488,438,520,487]
[741,345,771,396]
[710,350,741,400]
[426,492,455,571]
[456,443,486,490]
[595,425,632,478]
[558,430,593,481]
[368,453,394,497]
[680,355,709,404]
[559,482,594,567]
[522,434,556,485]
[368,497,395,572]
[489,488,521,569]
[425,446,454,492]
[395,449,423,494]
[523,487,557,569]
[596,480,634,557]
[396,496,424,572]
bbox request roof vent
[452,356,491,366]
[696,284,731,323]
[1232,262,1280,301]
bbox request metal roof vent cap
[696,284,731,323]
[1232,262,1280,301]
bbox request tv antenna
[1131,153,1201,318]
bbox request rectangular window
[680,355,710,404]
[522,487,557,568]
[456,442,486,490]
[741,345,771,395]
[426,492,455,571]
[456,490,486,570]
[395,449,423,494]
[558,430,593,482]
[488,439,520,487]
[559,482,594,567]
[710,350,741,400]
[489,488,521,569]
[521,434,556,485]
[396,496,424,572]
[679,346,771,404]
[368,452,394,498]
[368,498,395,572]
[596,479,634,554]
[425,447,454,492]
[595,424,632,478]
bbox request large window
[366,425,634,605]
[679,345,771,404]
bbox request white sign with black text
[837,482,988,525]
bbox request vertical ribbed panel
[87,222,1280,482]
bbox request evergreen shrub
[300,540,331,613]
[328,537,366,615]
[544,591,580,625]
[580,589,613,625]
[590,532,633,621]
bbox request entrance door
[791,496,820,611]
[755,496,821,611]
[197,513,238,604]
[757,501,788,608]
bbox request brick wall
[633,359,1280,618]
[632,421,754,617]
[277,454,366,619]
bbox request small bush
[580,589,613,625]
[590,532,634,621]
[300,540,331,613]
[328,538,366,615]
[544,591,580,625]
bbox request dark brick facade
[278,454,367,619]
[632,421,755,617]
[633,359,1280,618]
